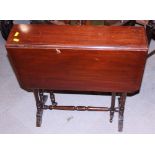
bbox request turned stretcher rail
[43,105,110,111]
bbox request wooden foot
[110,92,116,123]
[33,89,48,127]
[118,93,127,132]
[36,109,43,127]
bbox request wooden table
[6,24,148,131]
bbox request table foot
[109,92,116,123]
[36,109,43,127]
[34,89,47,127]
[118,93,127,132]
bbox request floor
[0,23,155,133]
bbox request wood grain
[6,24,148,51]
[6,25,148,93]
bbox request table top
[6,24,148,51]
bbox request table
[6,24,148,131]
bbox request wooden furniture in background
[6,24,148,131]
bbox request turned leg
[118,93,127,132]
[110,92,116,122]
[33,89,48,127]
[50,91,58,106]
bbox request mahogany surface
[7,24,147,51]
[6,24,148,93]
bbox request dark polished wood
[7,48,147,92]
[6,25,147,51]
[6,25,148,93]
[6,25,148,131]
